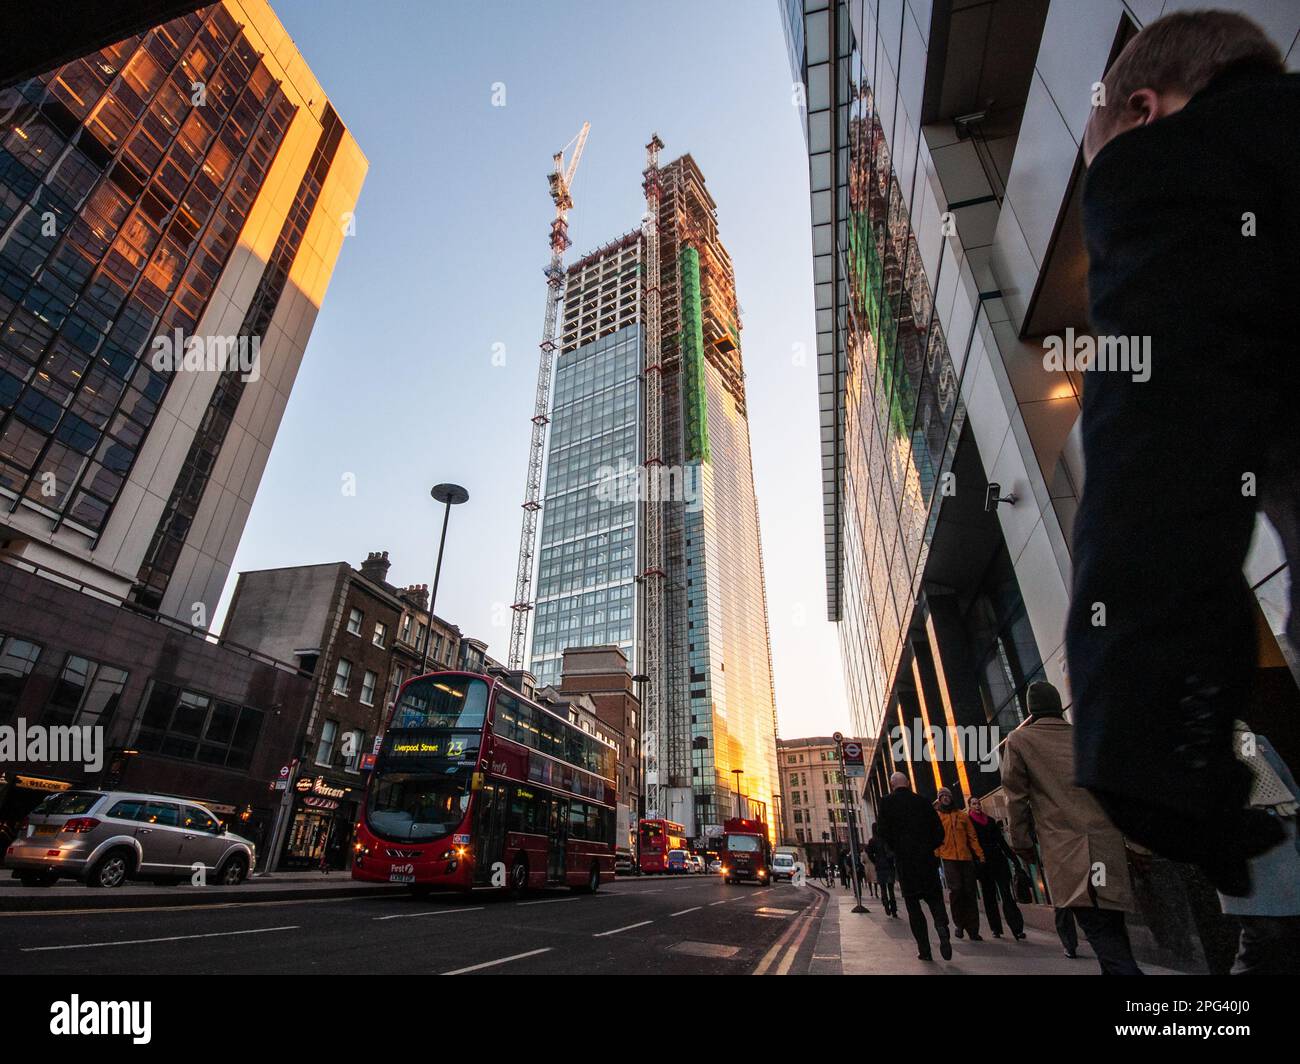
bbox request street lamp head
[431,483,469,505]
[632,673,651,684]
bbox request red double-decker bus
[637,818,687,873]
[352,672,616,894]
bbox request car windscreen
[33,791,103,816]
[726,834,761,852]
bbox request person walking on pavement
[877,771,952,961]
[866,830,897,917]
[1217,721,1300,974]
[1067,9,1296,895]
[968,796,1027,941]
[935,786,984,941]
[1002,681,1143,975]
[860,852,876,898]
[838,849,850,889]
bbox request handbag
[1012,863,1033,904]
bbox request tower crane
[508,122,590,669]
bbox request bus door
[548,796,568,883]
[472,780,507,886]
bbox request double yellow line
[751,889,823,975]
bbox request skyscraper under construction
[526,144,780,844]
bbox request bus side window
[508,787,528,834]
[586,804,601,844]
[526,792,549,835]
[495,694,518,744]
[569,802,588,841]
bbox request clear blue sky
[220,0,850,738]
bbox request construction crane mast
[641,133,665,818]
[508,122,590,670]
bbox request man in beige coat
[1002,681,1142,975]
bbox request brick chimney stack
[400,584,429,612]
[359,550,391,584]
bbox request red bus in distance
[638,817,687,873]
[352,671,616,894]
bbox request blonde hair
[1087,10,1282,152]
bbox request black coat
[875,789,944,890]
[969,816,1014,873]
[865,837,895,879]
[1067,63,1300,857]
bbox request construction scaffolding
[640,134,666,818]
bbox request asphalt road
[4,874,827,975]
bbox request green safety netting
[679,245,712,464]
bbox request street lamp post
[731,768,744,819]
[420,483,469,676]
[632,673,649,823]
[835,732,869,914]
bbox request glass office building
[529,324,642,688]
[528,158,782,841]
[530,236,643,688]
[0,0,365,623]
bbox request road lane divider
[21,925,299,952]
[443,948,553,974]
[593,920,653,937]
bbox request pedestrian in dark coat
[866,831,897,917]
[968,796,1026,940]
[876,772,951,961]
[1067,9,1295,896]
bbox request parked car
[4,790,256,888]
[707,859,722,874]
[688,855,706,874]
[666,848,691,874]
[771,851,798,882]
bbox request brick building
[221,549,465,870]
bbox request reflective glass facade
[529,323,641,687]
[0,6,293,534]
[684,365,781,837]
[788,0,967,745]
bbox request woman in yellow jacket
[935,787,985,940]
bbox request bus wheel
[574,862,600,894]
[508,854,529,898]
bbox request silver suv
[5,790,256,888]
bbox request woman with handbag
[969,797,1027,940]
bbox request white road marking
[1,894,396,918]
[21,925,298,952]
[593,920,653,937]
[517,896,581,906]
[374,906,485,920]
[709,899,729,906]
[670,906,703,917]
[442,947,553,974]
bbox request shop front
[280,774,360,871]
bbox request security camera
[985,483,1018,511]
